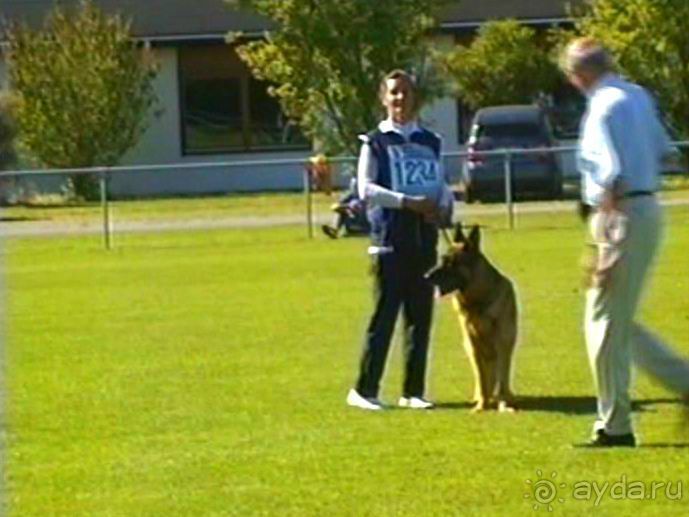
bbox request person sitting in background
[321,177,368,239]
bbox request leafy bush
[5,0,159,199]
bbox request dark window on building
[179,44,308,154]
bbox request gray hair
[562,38,614,76]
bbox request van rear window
[478,123,543,140]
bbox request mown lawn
[3,204,689,516]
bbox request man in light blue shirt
[563,37,689,447]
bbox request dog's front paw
[497,400,516,413]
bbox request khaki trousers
[585,196,689,436]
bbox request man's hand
[403,196,438,218]
[588,209,628,289]
[600,179,626,214]
[599,189,620,214]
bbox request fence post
[503,151,515,230]
[303,166,314,239]
[99,168,112,250]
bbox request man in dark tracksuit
[346,70,453,411]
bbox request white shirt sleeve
[437,154,455,224]
[599,109,624,188]
[581,104,622,190]
[357,140,405,209]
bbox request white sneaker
[398,396,434,409]
[346,389,384,411]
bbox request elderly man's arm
[596,107,627,212]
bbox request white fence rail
[1,142,687,248]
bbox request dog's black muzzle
[425,266,466,296]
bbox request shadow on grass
[572,442,689,449]
[0,216,39,222]
[12,200,94,209]
[639,443,689,449]
[517,395,681,415]
[433,401,476,410]
[434,396,681,415]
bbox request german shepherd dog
[426,224,518,412]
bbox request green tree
[0,92,17,171]
[227,0,449,155]
[575,0,689,139]
[5,0,159,198]
[443,20,559,110]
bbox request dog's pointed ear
[468,225,481,249]
[453,223,466,243]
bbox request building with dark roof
[0,0,579,196]
[2,1,579,39]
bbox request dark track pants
[355,254,434,399]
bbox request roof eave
[440,16,572,29]
[134,16,574,44]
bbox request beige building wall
[122,47,183,165]
[422,34,460,152]
[1,42,464,195]
[421,34,463,183]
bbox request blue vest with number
[366,127,442,267]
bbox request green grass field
[4,204,689,516]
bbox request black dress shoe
[321,225,339,239]
[584,429,636,448]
